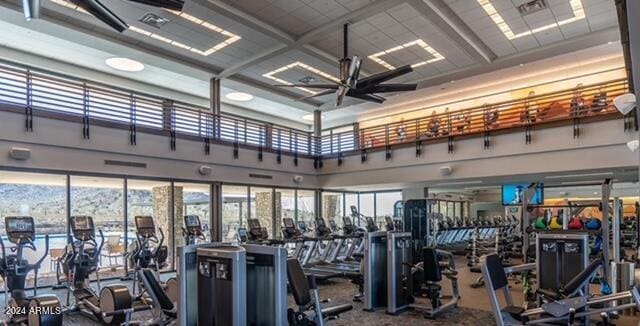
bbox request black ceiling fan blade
[274,84,340,89]
[358,64,413,86]
[70,0,128,32]
[348,92,386,104]
[371,83,417,93]
[127,0,184,11]
[295,89,337,102]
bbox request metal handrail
[0,59,630,159]
[321,78,628,154]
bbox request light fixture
[49,0,241,56]
[302,114,325,121]
[477,0,585,40]
[435,181,483,186]
[545,172,614,179]
[262,62,340,95]
[627,140,639,152]
[105,57,145,72]
[613,93,636,115]
[23,0,41,20]
[225,92,253,102]
[368,39,445,70]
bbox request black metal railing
[0,61,319,157]
[0,60,631,162]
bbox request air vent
[105,160,147,168]
[299,76,316,84]
[249,173,273,180]
[517,0,548,16]
[140,13,170,29]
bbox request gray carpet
[2,257,639,325]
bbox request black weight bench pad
[141,269,176,317]
[287,258,352,317]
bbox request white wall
[318,119,638,188]
[0,110,318,188]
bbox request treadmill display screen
[248,219,261,229]
[315,218,326,228]
[343,217,352,226]
[185,215,200,227]
[6,217,34,233]
[136,216,155,230]
[238,228,248,240]
[283,218,294,228]
[73,216,93,231]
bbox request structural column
[313,110,322,155]
[211,182,222,242]
[210,78,221,139]
[624,0,640,185]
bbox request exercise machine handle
[95,229,105,266]
[152,228,165,257]
[0,235,5,270]
[32,234,49,269]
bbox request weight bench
[287,258,353,326]
[137,269,177,325]
[480,254,640,325]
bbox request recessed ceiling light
[105,57,145,72]
[478,0,585,40]
[302,114,325,121]
[226,92,254,102]
[368,39,444,70]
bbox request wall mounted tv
[502,183,543,206]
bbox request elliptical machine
[126,216,168,297]
[181,215,206,246]
[0,216,62,326]
[64,215,146,325]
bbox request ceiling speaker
[10,147,31,160]
[198,165,212,176]
[439,166,452,176]
[614,93,636,115]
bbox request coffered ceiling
[0,0,622,126]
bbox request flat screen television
[502,183,543,206]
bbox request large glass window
[345,193,358,219]
[70,176,125,276]
[222,185,248,240]
[127,179,172,271]
[360,193,375,221]
[322,192,344,226]
[375,191,402,218]
[275,189,295,238]
[175,183,211,246]
[297,190,315,227]
[250,187,274,237]
[0,171,67,286]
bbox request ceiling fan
[22,0,183,32]
[275,23,417,106]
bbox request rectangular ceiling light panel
[262,62,340,95]
[477,0,585,40]
[367,39,444,70]
[49,0,241,56]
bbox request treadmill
[303,217,361,276]
[281,218,339,281]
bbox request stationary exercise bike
[0,216,62,326]
[64,215,147,325]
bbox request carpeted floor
[2,257,639,325]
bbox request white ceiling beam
[408,0,496,63]
[218,44,289,78]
